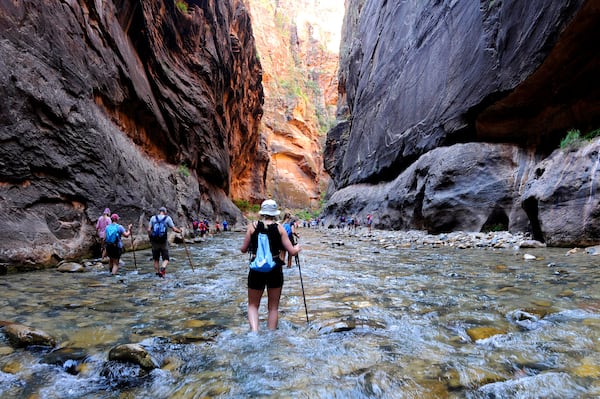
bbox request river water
[1,227,599,398]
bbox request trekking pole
[130,229,138,271]
[295,254,309,324]
[181,228,195,272]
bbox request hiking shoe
[159,267,166,277]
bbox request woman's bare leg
[248,288,263,332]
[266,287,282,330]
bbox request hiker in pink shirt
[96,207,112,259]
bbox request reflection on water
[1,228,599,398]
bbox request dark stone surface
[324,0,600,245]
[0,0,264,268]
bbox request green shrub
[560,129,582,149]
[234,199,260,213]
[583,128,600,140]
[177,164,190,177]
[560,128,600,149]
[175,0,188,13]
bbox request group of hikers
[95,200,303,332]
[95,206,180,277]
[337,214,373,231]
[191,218,229,238]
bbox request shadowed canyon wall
[247,0,343,210]
[324,0,600,246]
[0,0,263,269]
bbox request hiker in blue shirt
[282,212,297,268]
[148,207,182,278]
[104,213,132,275]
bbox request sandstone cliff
[324,0,600,246]
[247,0,343,210]
[0,0,263,269]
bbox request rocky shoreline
[312,226,600,256]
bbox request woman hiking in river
[240,199,301,332]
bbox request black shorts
[248,264,284,290]
[106,243,122,260]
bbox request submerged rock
[466,326,507,342]
[2,323,57,348]
[57,262,85,272]
[108,343,159,370]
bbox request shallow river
[1,227,599,398]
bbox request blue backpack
[105,224,119,245]
[150,215,168,243]
[249,222,276,272]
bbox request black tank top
[251,221,283,256]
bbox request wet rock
[523,254,537,260]
[572,358,600,378]
[466,326,507,342]
[585,245,600,255]
[519,240,546,248]
[0,345,14,355]
[108,343,159,370]
[43,347,89,374]
[506,309,547,330]
[2,323,57,348]
[317,318,386,334]
[442,367,505,391]
[1,360,21,374]
[57,262,85,272]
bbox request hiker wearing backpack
[240,199,301,332]
[282,212,298,268]
[148,206,182,278]
[95,207,112,260]
[104,213,132,275]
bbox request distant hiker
[222,220,228,231]
[199,220,208,237]
[367,214,373,233]
[148,207,182,278]
[240,199,300,332]
[339,215,346,229]
[104,214,132,275]
[215,221,221,233]
[282,212,297,268]
[192,218,200,237]
[96,207,112,259]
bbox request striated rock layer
[0,0,263,269]
[247,0,343,210]
[324,0,600,246]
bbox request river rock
[466,326,507,342]
[108,343,159,370]
[3,323,57,348]
[585,245,600,255]
[57,262,85,273]
[519,240,546,248]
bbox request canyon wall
[324,0,600,246]
[0,0,263,269]
[248,0,343,210]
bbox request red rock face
[0,0,263,268]
[247,0,344,209]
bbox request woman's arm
[240,223,256,253]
